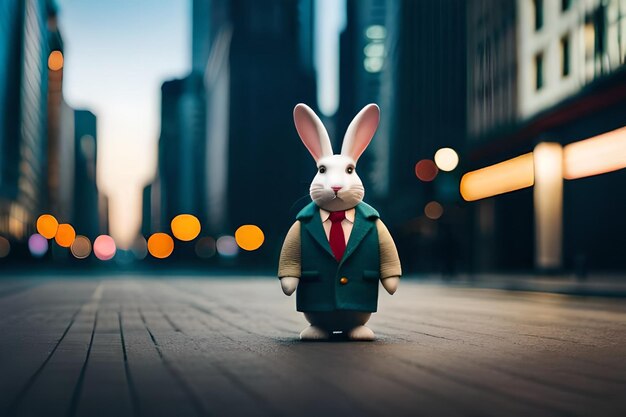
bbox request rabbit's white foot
[300,326,329,340]
[347,325,375,341]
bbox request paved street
[0,277,625,417]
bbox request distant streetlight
[414,159,438,182]
[147,233,174,259]
[434,148,459,172]
[424,201,444,220]
[48,50,63,71]
[94,235,117,261]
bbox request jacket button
[339,277,348,285]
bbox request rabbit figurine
[278,103,402,341]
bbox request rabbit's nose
[331,186,342,193]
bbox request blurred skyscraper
[155,74,207,233]
[466,0,626,271]
[0,0,102,260]
[0,0,51,242]
[339,0,467,272]
[187,0,318,262]
[338,0,393,201]
[73,110,99,238]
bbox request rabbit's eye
[346,166,354,174]
[318,166,326,174]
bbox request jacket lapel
[302,209,335,259]
[339,206,375,267]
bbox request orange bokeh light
[36,214,59,239]
[55,224,76,247]
[148,233,174,259]
[170,214,201,241]
[48,50,63,71]
[235,225,265,251]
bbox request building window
[561,0,571,12]
[535,53,544,90]
[584,19,595,61]
[533,0,544,30]
[561,35,570,77]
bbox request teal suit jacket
[296,202,381,312]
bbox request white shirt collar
[319,208,355,223]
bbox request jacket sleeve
[376,219,402,279]
[278,220,301,278]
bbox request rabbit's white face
[310,155,365,211]
[294,103,379,213]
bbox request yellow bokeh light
[460,153,534,201]
[424,201,444,220]
[55,224,76,247]
[170,214,201,241]
[148,233,174,258]
[235,225,265,251]
[434,148,459,172]
[36,214,59,239]
[48,50,64,71]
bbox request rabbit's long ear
[341,104,380,162]
[293,103,333,162]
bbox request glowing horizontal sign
[460,153,535,201]
[563,126,626,180]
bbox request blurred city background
[1,0,625,276]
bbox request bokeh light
[195,237,216,259]
[36,214,58,239]
[216,236,239,257]
[170,214,201,241]
[434,148,459,172]
[130,235,148,260]
[54,224,76,247]
[0,236,10,258]
[28,234,48,257]
[415,159,438,182]
[235,225,265,251]
[424,201,444,220]
[48,50,64,71]
[94,235,116,261]
[148,233,174,259]
[70,235,92,259]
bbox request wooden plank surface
[0,277,625,417]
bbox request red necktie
[329,211,346,261]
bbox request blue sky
[57,0,342,246]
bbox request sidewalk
[411,273,626,297]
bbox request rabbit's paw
[381,276,400,295]
[280,277,299,296]
[299,326,329,341]
[347,325,375,341]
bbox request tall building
[338,0,467,272]
[193,0,317,263]
[465,0,626,271]
[338,0,393,201]
[73,110,99,238]
[467,0,518,139]
[46,4,67,221]
[157,73,206,230]
[0,0,51,242]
